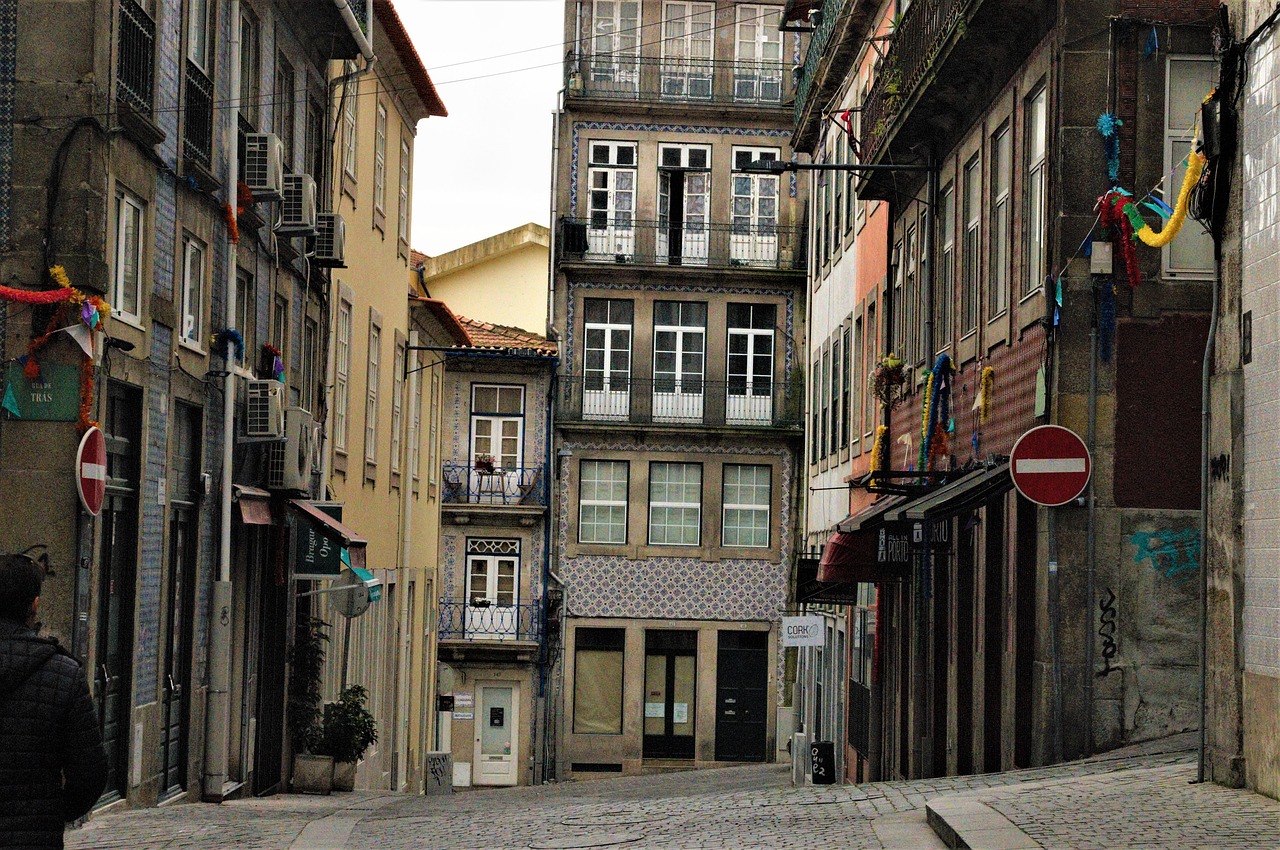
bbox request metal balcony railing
[116,0,156,115]
[437,600,542,643]
[560,375,803,429]
[183,60,215,170]
[441,462,546,507]
[559,218,803,271]
[566,53,791,107]
[861,0,975,162]
[793,0,850,127]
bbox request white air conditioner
[243,133,285,201]
[267,407,318,491]
[278,173,318,235]
[314,213,346,267]
[245,379,285,438]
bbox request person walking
[0,553,107,849]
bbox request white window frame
[731,147,780,265]
[578,460,629,544]
[398,137,411,244]
[113,188,144,324]
[374,101,387,215]
[938,183,955,351]
[470,385,525,470]
[301,316,317,412]
[428,371,440,486]
[726,302,775,424]
[991,122,1012,318]
[652,300,707,422]
[657,143,712,265]
[1163,55,1217,280]
[334,297,352,452]
[179,235,204,347]
[590,0,640,91]
[365,320,381,466]
[409,354,423,487]
[239,8,261,126]
[648,461,702,546]
[660,1,714,100]
[187,0,211,72]
[733,4,783,103]
[1024,86,1047,299]
[722,464,771,548]
[342,73,359,181]
[962,154,982,335]
[587,141,637,258]
[391,339,405,476]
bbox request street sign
[76,426,106,516]
[1010,425,1092,507]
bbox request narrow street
[67,735,1280,849]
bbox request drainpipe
[1198,232,1220,784]
[398,330,420,790]
[205,0,242,803]
[547,91,564,341]
[331,0,377,63]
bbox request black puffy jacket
[0,619,107,849]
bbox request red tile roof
[457,317,557,355]
[374,0,447,117]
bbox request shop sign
[782,615,825,647]
[292,503,344,578]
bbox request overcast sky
[398,0,564,257]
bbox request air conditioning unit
[245,379,285,439]
[314,213,346,267]
[267,407,318,491]
[243,133,285,201]
[278,173,318,235]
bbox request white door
[474,682,519,786]
[471,385,524,504]
[727,303,775,424]
[734,5,783,102]
[661,2,714,100]
[588,142,637,260]
[465,554,518,640]
[657,145,710,266]
[653,301,706,422]
[590,0,640,94]
[583,300,633,420]
[731,148,780,266]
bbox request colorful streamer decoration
[979,366,994,424]
[869,425,888,486]
[919,354,955,472]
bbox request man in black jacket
[0,553,107,849]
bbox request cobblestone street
[65,734,1280,849]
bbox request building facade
[793,0,1217,781]
[550,0,808,777]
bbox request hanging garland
[869,424,888,486]
[262,343,285,382]
[214,329,245,363]
[1097,113,1123,186]
[919,354,954,472]
[979,366,994,424]
[917,371,934,472]
[224,203,239,245]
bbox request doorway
[643,630,696,760]
[474,681,519,786]
[714,630,768,762]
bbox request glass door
[583,298,633,420]
[474,682,519,785]
[652,301,706,423]
[466,553,518,640]
[643,630,697,759]
[590,0,640,95]
[726,303,775,423]
[660,2,714,100]
[731,149,780,265]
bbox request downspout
[398,330,420,791]
[205,0,242,803]
[1199,229,1220,784]
[536,359,558,784]
[331,0,377,62]
[547,90,564,341]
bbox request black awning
[892,463,1012,522]
[835,495,906,533]
[795,555,861,605]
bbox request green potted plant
[319,685,378,791]
[288,615,333,794]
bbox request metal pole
[1198,229,1221,783]
[1085,284,1098,757]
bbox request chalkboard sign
[810,740,835,785]
[490,706,505,727]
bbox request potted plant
[872,353,908,410]
[288,615,333,794]
[319,685,379,792]
[474,453,496,473]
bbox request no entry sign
[1010,425,1092,507]
[77,426,107,516]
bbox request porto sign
[1010,425,1092,507]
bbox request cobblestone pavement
[66,734,1272,850]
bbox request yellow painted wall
[421,238,549,333]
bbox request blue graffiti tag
[1129,528,1200,583]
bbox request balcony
[437,600,542,644]
[116,0,164,147]
[559,218,803,272]
[792,0,879,152]
[565,53,792,109]
[857,0,1053,197]
[182,60,215,173]
[441,462,546,507]
[560,375,803,430]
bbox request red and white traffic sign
[1010,425,1092,507]
[77,426,107,517]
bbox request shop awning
[817,496,913,585]
[289,499,367,574]
[346,561,382,603]
[234,484,273,526]
[794,555,861,605]
[890,463,1012,522]
[836,495,907,534]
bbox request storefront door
[714,630,768,761]
[474,682,519,786]
[643,630,696,759]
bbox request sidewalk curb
[925,797,1041,850]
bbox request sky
[396,0,565,257]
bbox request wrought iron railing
[560,374,803,428]
[440,462,546,507]
[116,0,156,115]
[183,60,215,170]
[437,600,542,643]
[566,53,790,107]
[559,218,803,271]
[860,0,975,161]
[793,0,850,127]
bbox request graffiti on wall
[1128,528,1200,584]
[1097,587,1119,677]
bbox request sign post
[76,426,106,516]
[1010,425,1092,507]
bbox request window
[587,141,637,257]
[734,5,783,102]
[428,372,440,485]
[820,346,831,457]
[731,148,780,265]
[398,138,411,243]
[391,340,405,476]
[937,183,955,350]
[579,460,629,544]
[962,155,981,334]
[235,269,255,356]
[658,144,711,265]
[342,74,358,180]
[853,316,864,442]
[276,54,295,165]
[239,8,260,126]
[905,224,918,364]
[1025,86,1047,298]
[300,318,317,411]
[306,99,325,190]
[830,333,841,455]
[471,385,524,469]
[179,236,204,345]
[834,136,845,240]
[649,462,701,545]
[590,0,640,92]
[113,188,144,322]
[841,323,852,447]
[334,297,352,451]
[810,357,820,463]
[374,102,387,215]
[365,321,381,465]
[583,298,633,419]
[187,0,211,71]
[272,294,289,364]
[653,301,706,420]
[408,355,423,485]
[660,2,714,100]
[466,539,519,639]
[726,303,775,423]
[991,123,1012,317]
[574,628,624,734]
[722,464,770,547]
[891,241,903,355]
[1165,57,1216,278]
[864,302,876,438]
